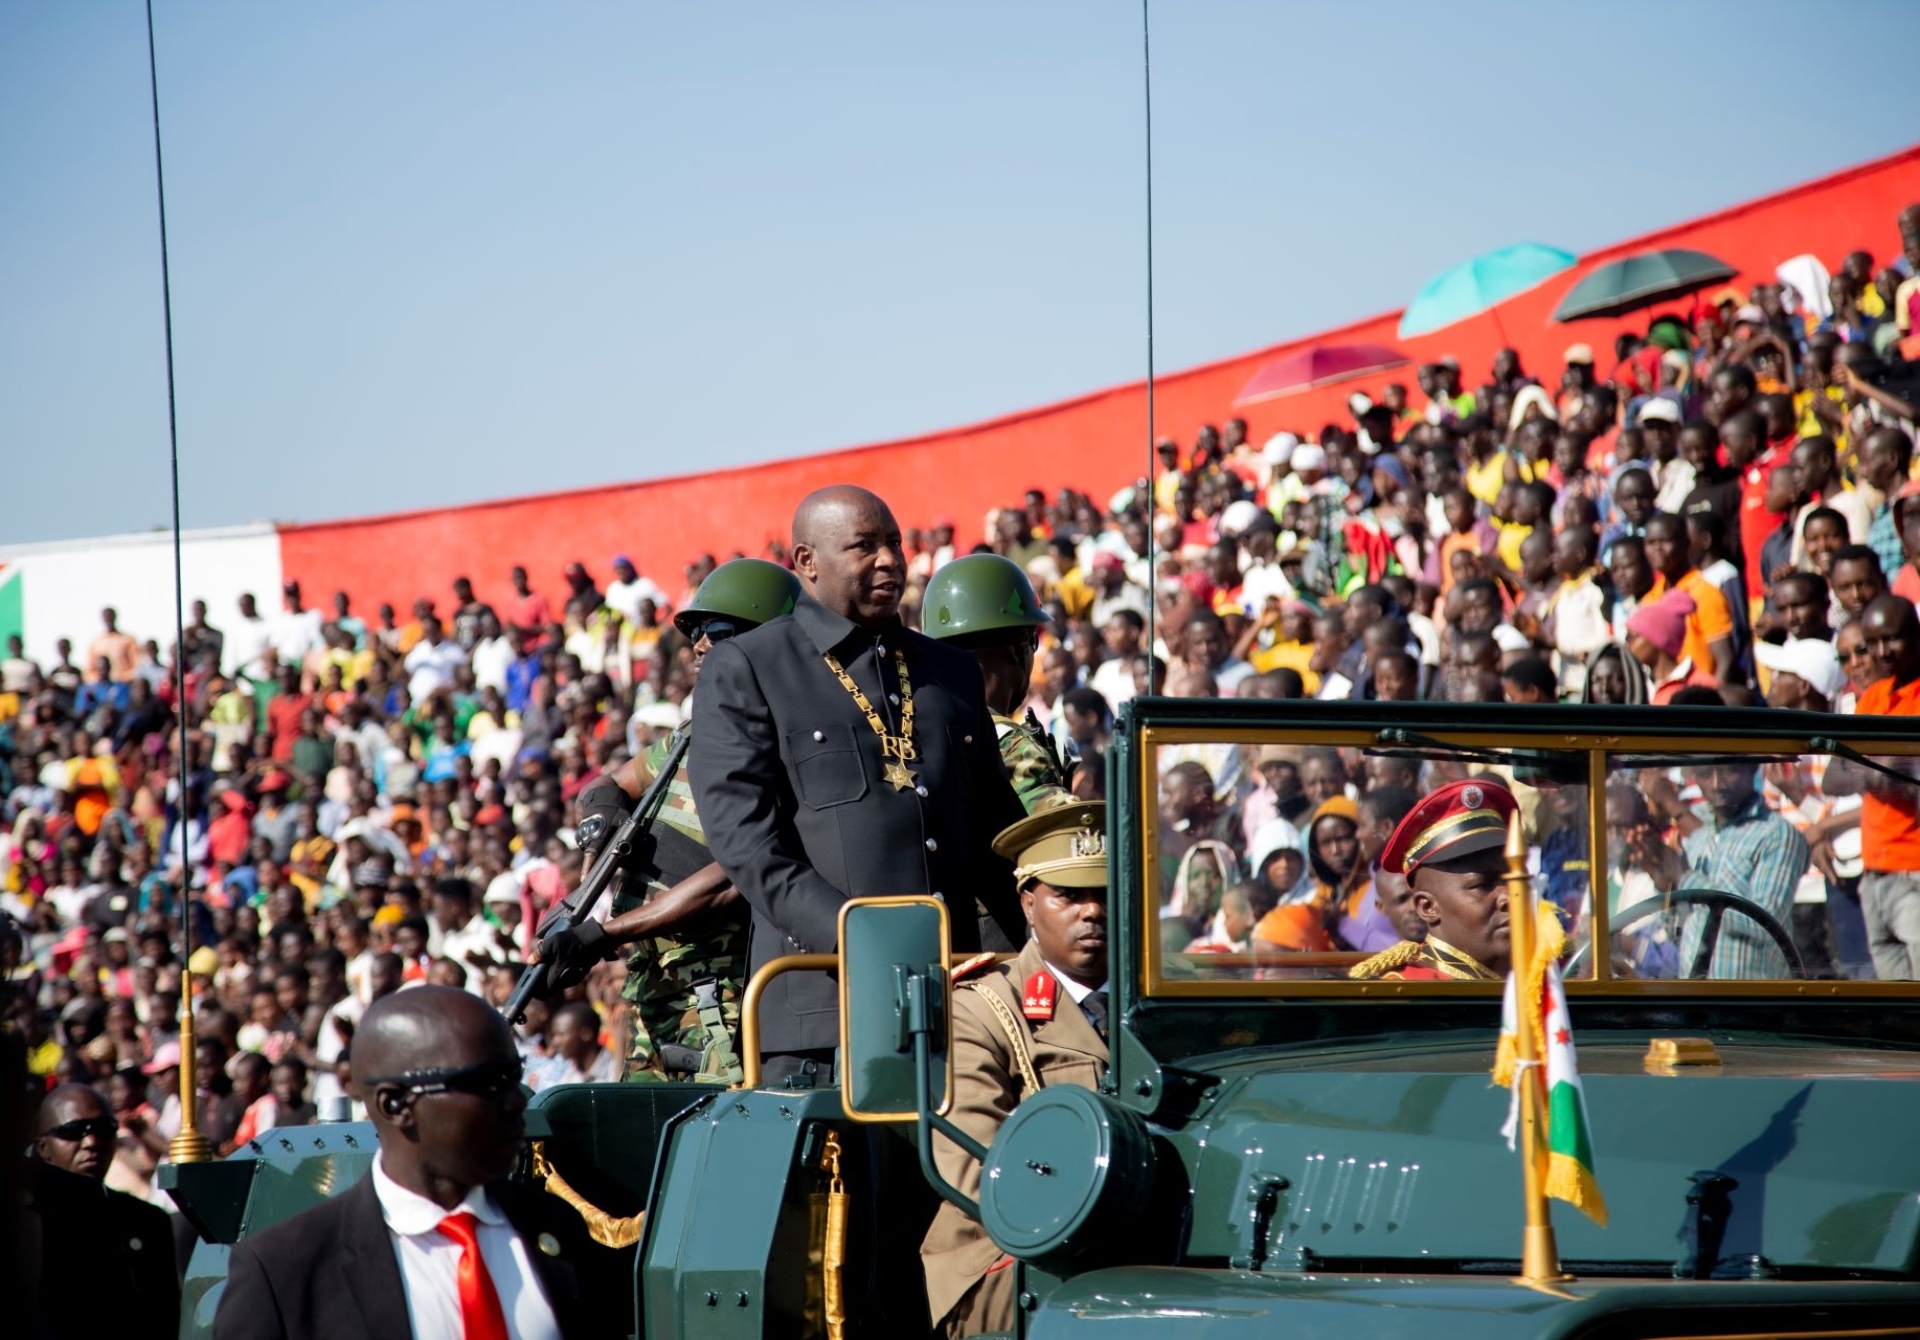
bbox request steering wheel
[1614,888,1805,980]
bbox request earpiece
[379,1091,408,1118]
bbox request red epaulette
[949,952,997,983]
[1022,970,1057,1021]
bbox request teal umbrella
[1397,242,1577,339]
[1551,248,1737,322]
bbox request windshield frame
[1130,706,1920,1003]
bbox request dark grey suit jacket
[690,594,1024,1053]
[211,1173,609,1340]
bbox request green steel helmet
[672,558,802,637]
[922,553,1052,645]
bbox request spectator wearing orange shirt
[1626,591,1720,706]
[86,607,138,683]
[1430,486,1498,594]
[1825,595,1920,979]
[265,662,312,763]
[1642,512,1736,682]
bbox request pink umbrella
[1233,342,1411,405]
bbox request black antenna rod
[144,0,210,1164]
[1140,0,1157,672]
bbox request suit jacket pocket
[784,723,869,808]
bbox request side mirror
[838,896,952,1122]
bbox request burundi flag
[1493,901,1607,1227]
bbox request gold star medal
[825,645,920,796]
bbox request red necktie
[436,1211,510,1340]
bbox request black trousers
[758,1048,836,1089]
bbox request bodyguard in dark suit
[27,1083,179,1340]
[213,987,611,1340]
[691,485,1025,1076]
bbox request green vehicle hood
[1176,1036,1920,1276]
[1026,1271,1920,1338]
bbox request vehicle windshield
[1142,721,1920,996]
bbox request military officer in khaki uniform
[536,558,800,1082]
[922,553,1072,811]
[922,799,1110,1337]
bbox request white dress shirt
[405,638,468,703]
[370,1155,561,1340]
[229,615,274,680]
[1041,963,1109,1005]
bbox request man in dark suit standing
[27,1083,180,1340]
[213,986,607,1340]
[691,485,1025,1084]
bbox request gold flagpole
[1504,810,1565,1284]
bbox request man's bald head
[37,1082,114,1179]
[352,986,527,1207]
[790,485,905,628]
[793,485,890,549]
[350,983,509,1089]
[1862,593,1920,683]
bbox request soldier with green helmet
[922,553,1072,810]
[533,557,801,1084]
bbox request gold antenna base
[168,1127,214,1165]
[1520,1220,1570,1285]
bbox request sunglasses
[43,1116,117,1143]
[368,1057,524,1101]
[693,618,741,645]
[1841,647,1876,662]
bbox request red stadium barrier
[278,143,1920,616]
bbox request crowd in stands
[6,208,1920,1207]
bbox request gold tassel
[530,1141,646,1249]
[1492,1030,1517,1089]
[1544,1153,1610,1228]
[822,1130,848,1340]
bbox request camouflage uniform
[993,709,1070,812]
[615,735,748,1084]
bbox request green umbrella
[1551,248,1737,322]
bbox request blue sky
[4,1,1918,544]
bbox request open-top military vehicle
[168,698,1920,1337]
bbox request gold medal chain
[823,647,918,791]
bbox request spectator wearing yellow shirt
[1151,437,1183,511]
[1494,481,1551,574]
[1795,331,1850,447]
[1049,536,1096,622]
[1243,599,1321,695]
[1843,251,1884,320]
[1462,413,1507,507]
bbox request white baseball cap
[1755,638,1846,701]
[1492,624,1533,653]
[1262,432,1300,466]
[1636,399,1681,426]
[1219,500,1263,538]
